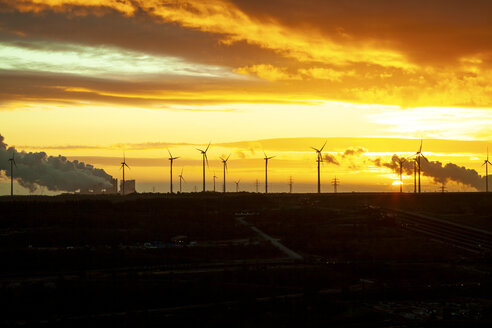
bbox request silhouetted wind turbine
[220,154,230,193]
[120,153,130,195]
[8,151,16,197]
[311,141,326,193]
[213,171,218,192]
[482,147,492,192]
[413,140,429,193]
[168,150,179,193]
[396,157,406,193]
[235,179,240,192]
[196,142,211,192]
[264,152,275,194]
[178,168,185,193]
[412,159,417,193]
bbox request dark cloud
[231,0,492,65]
[0,9,288,68]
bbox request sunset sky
[1,0,491,194]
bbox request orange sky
[0,0,491,194]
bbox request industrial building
[120,180,136,195]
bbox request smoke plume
[0,133,113,192]
[323,154,339,165]
[375,154,488,191]
[342,147,367,158]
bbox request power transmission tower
[331,177,339,193]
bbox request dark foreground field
[1,192,491,327]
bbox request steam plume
[0,133,113,192]
[375,154,488,191]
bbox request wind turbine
[396,157,406,193]
[264,152,275,194]
[8,151,16,197]
[220,154,230,193]
[120,154,130,195]
[168,150,179,193]
[235,179,240,192]
[213,171,218,192]
[178,168,185,193]
[413,140,429,193]
[196,142,211,192]
[311,141,326,193]
[482,147,492,192]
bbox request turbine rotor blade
[226,154,231,161]
[320,140,327,152]
[205,142,211,152]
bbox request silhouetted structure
[413,140,429,193]
[289,176,293,193]
[413,159,417,193]
[120,154,130,195]
[8,151,16,197]
[397,157,406,193]
[264,152,275,193]
[109,178,118,193]
[178,168,185,193]
[235,179,240,192]
[311,141,326,193]
[213,171,218,192]
[482,147,491,192]
[220,154,230,193]
[332,177,339,193]
[255,179,259,193]
[168,150,179,193]
[196,143,211,192]
[120,179,135,194]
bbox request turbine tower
[264,152,275,194]
[397,157,406,193]
[235,179,240,192]
[413,140,429,193]
[482,147,492,192]
[311,141,326,193]
[120,154,130,195]
[413,159,417,193]
[220,154,231,193]
[213,171,218,192]
[8,151,16,197]
[196,142,211,192]
[178,168,185,193]
[168,150,179,193]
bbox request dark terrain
[0,192,491,327]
